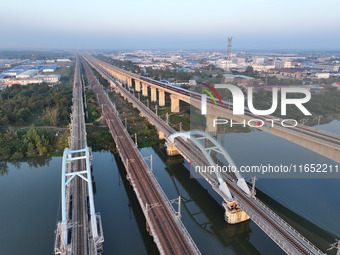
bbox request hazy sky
[1,0,339,50]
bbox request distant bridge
[86,54,340,163]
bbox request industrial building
[37,74,60,83]
[16,69,38,78]
[56,59,71,62]
[43,65,57,72]
[3,75,60,86]
[0,60,63,86]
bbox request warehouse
[43,65,57,72]
[16,69,38,78]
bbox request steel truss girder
[60,146,99,253]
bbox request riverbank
[0,125,69,161]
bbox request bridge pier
[159,89,165,106]
[223,202,250,224]
[127,77,132,87]
[151,87,157,102]
[206,115,218,134]
[135,80,141,92]
[166,142,181,156]
[158,130,165,140]
[170,95,179,113]
[142,83,148,96]
[117,73,122,82]
[110,81,116,90]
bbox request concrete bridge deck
[86,54,340,163]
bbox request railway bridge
[85,54,340,163]
[81,56,201,255]
[54,57,104,255]
[82,53,327,255]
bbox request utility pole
[126,158,129,172]
[300,118,308,133]
[145,203,149,232]
[155,105,158,115]
[227,37,232,60]
[179,122,182,132]
[138,93,140,101]
[251,176,257,196]
[226,36,233,74]
[315,115,323,128]
[135,133,138,147]
[166,112,169,125]
[178,196,181,218]
[150,154,152,173]
[170,196,182,219]
[328,240,340,255]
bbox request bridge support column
[158,130,165,140]
[159,89,165,106]
[125,76,132,88]
[170,95,179,113]
[206,115,218,134]
[142,83,148,96]
[135,80,141,92]
[166,142,181,156]
[110,81,116,90]
[223,202,250,224]
[151,87,157,102]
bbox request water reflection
[113,153,160,255]
[151,143,338,254]
[0,156,52,174]
[0,161,9,175]
[152,144,264,255]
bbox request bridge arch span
[168,130,251,199]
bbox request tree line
[0,83,72,127]
[0,125,68,160]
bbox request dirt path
[8,126,69,132]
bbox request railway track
[54,56,103,255]
[80,56,199,255]
[71,58,88,255]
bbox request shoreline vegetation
[0,125,69,161]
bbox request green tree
[43,107,59,126]
[245,66,254,74]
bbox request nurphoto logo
[201,84,312,116]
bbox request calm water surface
[0,120,339,255]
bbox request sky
[1,0,340,50]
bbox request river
[0,120,339,254]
